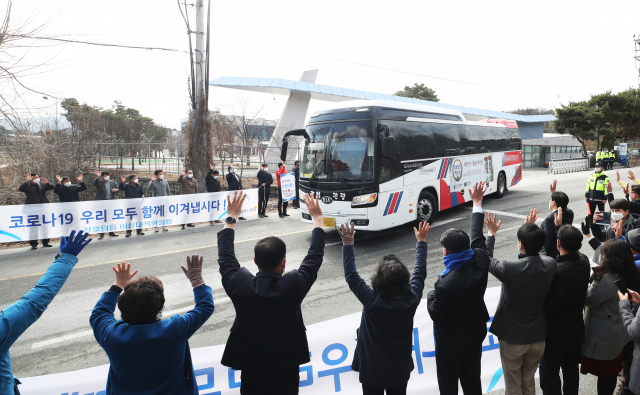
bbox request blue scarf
[441,249,475,277]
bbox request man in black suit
[256,164,273,218]
[53,174,87,202]
[292,160,300,209]
[427,182,491,395]
[18,173,54,249]
[486,209,557,395]
[205,164,222,225]
[225,164,245,220]
[217,191,325,395]
[93,170,120,239]
[541,180,574,259]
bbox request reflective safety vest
[596,152,601,160]
[585,171,610,201]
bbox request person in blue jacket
[337,220,428,395]
[0,230,92,395]
[90,254,214,395]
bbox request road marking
[31,330,93,349]
[0,229,315,282]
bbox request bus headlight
[352,193,377,206]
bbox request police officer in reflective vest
[586,161,610,215]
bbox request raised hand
[60,230,92,256]
[484,212,502,235]
[414,221,430,242]
[150,174,156,182]
[40,177,49,184]
[112,262,139,288]
[338,222,356,245]
[120,175,126,183]
[55,175,62,183]
[629,170,636,181]
[181,255,204,287]
[226,190,246,219]
[303,193,323,228]
[77,174,83,182]
[111,188,118,193]
[93,169,101,177]
[581,216,592,236]
[209,163,214,170]
[525,209,538,224]
[613,218,624,239]
[616,171,621,183]
[554,207,563,226]
[181,169,186,176]
[624,183,630,196]
[607,182,613,194]
[550,179,557,193]
[468,181,487,206]
[25,173,32,183]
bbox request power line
[7,34,189,53]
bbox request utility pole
[195,0,205,105]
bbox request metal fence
[548,157,590,174]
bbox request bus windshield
[301,120,375,184]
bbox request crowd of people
[5,161,640,395]
[18,161,302,249]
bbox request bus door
[378,120,404,228]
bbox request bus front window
[301,121,375,184]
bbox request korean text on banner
[280,172,297,202]
[19,287,508,395]
[0,190,259,243]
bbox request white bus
[280,100,523,231]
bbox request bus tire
[494,172,507,198]
[417,191,438,224]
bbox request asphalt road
[2,165,634,393]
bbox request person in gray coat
[582,239,640,395]
[486,209,557,395]
[93,170,119,240]
[618,288,640,395]
[148,169,171,232]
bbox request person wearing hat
[585,162,610,217]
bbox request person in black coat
[93,170,120,240]
[292,160,300,209]
[118,174,145,237]
[541,180,574,258]
[539,224,591,395]
[225,165,245,220]
[18,173,54,249]
[338,220,428,395]
[257,164,273,218]
[205,164,221,193]
[427,182,491,395]
[217,192,325,395]
[53,174,87,202]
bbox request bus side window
[396,121,436,161]
[431,123,460,157]
[378,121,400,183]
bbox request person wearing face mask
[53,174,87,203]
[592,199,640,243]
[586,162,610,217]
[226,165,246,220]
[614,171,640,216]
[276,162,289,218]
[148,169,171,232]
[205,165,223,225]
[485,209,557,395]
[119,174,145,237]
[256,164,273,218]
[178,169,198,229]
[19,173,55,249]
[90,256,214,395]
[541,180,574,259]
[93,170,120,240]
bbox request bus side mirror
[280,141,288,161]
[378,124,390,137]
[381,137,394,157]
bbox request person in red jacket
[276,162,289,218]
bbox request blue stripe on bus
[393,191,403,213]
[437,160,445,179]
[383,194,394,216]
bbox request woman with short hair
[90,255,214,395]
[582,239,640,395]
[338,221,429,395]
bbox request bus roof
[313,100,466,121]
[481,118,519,129]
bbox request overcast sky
[5,0,640,130]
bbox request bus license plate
[322,217,336,227]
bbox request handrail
[548,157,589,175]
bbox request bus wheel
[417,192,437,224]
[495,172,507,198]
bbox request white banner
[19,287,507,395]
[0,190,259,243]
[280,172,297,202]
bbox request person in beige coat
[581,239,640,395]
[178,169,198,229]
